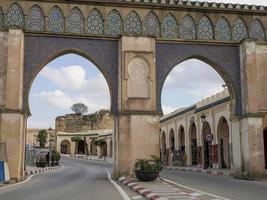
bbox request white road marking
[190,192,204,196]
[0,166,64,192]
[106,171,131,200]
[161,178,231,200]
[132,195,143,199]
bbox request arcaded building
[160,89,235,170]
[55,110,113,158]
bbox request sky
[27,0,267,129]
[28,54,110,128]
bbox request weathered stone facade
[55,110,113,133]
[55,110,114,158]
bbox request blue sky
[27,0,267,129]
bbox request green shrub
[134,155,164,172]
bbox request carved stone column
[113,36,160,178]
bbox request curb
[119,177,167,200]
[24,165,61,176]
[70,156,112,164]
[165,166,234,176]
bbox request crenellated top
[21,0,267,13]
[0,1,266,42]
[116,0,267,12]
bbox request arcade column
[113,36,160,178]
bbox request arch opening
[189,122,197,166]
[178,126,185,151]
[263,128,267,169]
[60,140,71,154]
[202,122,212,169]
[160,131,167,164]
[26,53,113,168]
[169,129,175,165]
[217,117,230,169]
[160,58,233,169]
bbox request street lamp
[48,127,52,166]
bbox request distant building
[55,109,113,157]
[160,88,232,169]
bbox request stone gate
[0,0,267,181]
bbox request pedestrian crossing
[119,177,228,200]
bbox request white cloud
[27,118,51,129]
[161,59,226,112]
[37,65,111,112]
[34,90,74,109]
[162,105,176,115]
[164,59,225,92]
[41,66,88,91]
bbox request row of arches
[1,3,265,41]
[60,138,113,157]
[161,116,231,169]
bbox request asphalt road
[0,157,125,200]
[161,169,267,200]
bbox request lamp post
[48,127,52,166]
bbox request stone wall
[55,110,113,133]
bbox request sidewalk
[119,177,227,200]
[165,166,234,177]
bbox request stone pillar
[239,40,267,178]
[0,29,25,181]
[113,36,160,179]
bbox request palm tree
[37,129,47,148]
[71,136,81,157]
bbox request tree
[37,129,47,148]
[71,136,81,157]
[93,138,107,158]
[71,103,88,115]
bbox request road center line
[106,171,131,200]
[161,178,231,200]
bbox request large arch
[23,36,118,115]
[189,122,197,166]
[60,139,71,154]
[168,128,175,165]
[202,121,212,169]
[217,116,230,169]
[77,140,85,154]
[157,45,241,117]
[178,125,185,151]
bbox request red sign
[205,133,214,142]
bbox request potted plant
[51,150,61,166]
[134,155,163,182]
[35,151,48,168]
